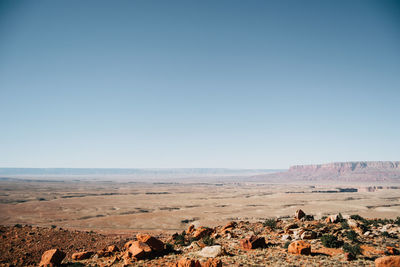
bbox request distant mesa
[289,161,400,173]
[253,161,400,183]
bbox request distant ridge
[253,161,400,183]
[289,161,400,172]
[0,168,282,176]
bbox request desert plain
[1,174,399,234]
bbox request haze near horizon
[1,0,400,169]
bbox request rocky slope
[1,210,400,266]
[253,161,400,183]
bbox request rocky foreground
[1,210,400,266]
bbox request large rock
[137,233,164,252]
[295,209,306,220]
[240,236,266,250]
[361,245,385,258]
[97,244,119,257]
[96,248,112,258]
[375,256,400,267]
[288,241,311,255]
[124,240,135,250]
[281,234,292,241]
[39,249,66,267]
[387,246,400,255]
[193,227,213,239]
[347,219,358,228]
[292,228,305,240]
[187,225,195,234]
[185,241,202,251]
[301,231,317,240]
[71,251,93,260]
[169,257,202,267]
[107,245,119,252]
[122,252,133,266]
[327,214,342,223]
[222,221,236,231]
[196,245,224,258]
[284,223,298,233]
[313,247,343,257]
[203,258,223,267]
[128,241,152,259]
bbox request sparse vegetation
[263,218,277,229]
[337,213,344,222]
[359,222,370,232]
[373,218,394,225]
[345,230,358,243]
[165,243,174,253]
[314,222,324,229]
[350,214,364,221]
[181,218,198,224]
[340,221,349,229]
[202,235,214,246]
[342,243,362,258]
[174,231,196,246]
[350,215,394,228]
[381,231,391,238]
[283,241,291,249]
[320,234,343,248]
[252,227,263,236]
[173,231,187,246]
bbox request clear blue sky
[1,0,399,169]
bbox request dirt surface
[0,225,124,266]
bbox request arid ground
[1,176,399,234]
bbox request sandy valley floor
[1,178,400,233]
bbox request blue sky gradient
[1,0,399,168]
